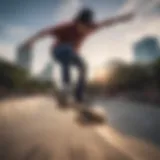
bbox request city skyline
[16,46,32,71]
[0,0,160,79]
[134,36,160,63]
[37,62,53,81]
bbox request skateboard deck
[55,91,107,125]
[75,104,107,125]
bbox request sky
[0,0,160,80]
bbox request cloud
[152,3,160,12]
[81,0,160,76]
[7,26,31,40]
[117,0,160,42]
[0,23,7,37]
[1,0,160,80]
[0,24,34,67]
[120,0,160,16]
[0,23,32,44]
[54,0,83,22]
[50,0,160,79]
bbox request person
[22,8,134,104]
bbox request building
[16,46,32,71]
[38,62,53,81]
[133,36,160,63]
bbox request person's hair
[74,8,94,25]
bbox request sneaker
[58,84,72,106]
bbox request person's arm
[23,27,54,47]
[96,12,134,29]
[22,22,70,48]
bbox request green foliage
[0,60,54,94]
[106,59,160,91]
[152,58,160,88]
[0,60,29,90]
[87,58,160,94]
[107,64,150,90]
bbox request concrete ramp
[0,96,160,160]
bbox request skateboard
[55,91,107,124]
[75,104,107,125]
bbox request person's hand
[119,12,135,22]
[17,40,33,53]
[20,39,33,50]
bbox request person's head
[74,8,94,26]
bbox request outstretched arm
[19,26,56,50]
[21,22,70,48]
[96,12,134,29]
[23,27,54,47]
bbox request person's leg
[53,44,72,90]
[53,44,87,102]
[61,63,70,90]
[72,55,87,103]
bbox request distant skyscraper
[133,36,160,63]
[38,62,53,81]
[16,46,32,71]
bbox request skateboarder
[22,8,134,104]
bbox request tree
[0,59,55,94]
[0,60,29,91]
[152,58,160,88]
[106,63,150,91]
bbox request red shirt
[49,22,97,52]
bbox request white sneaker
[60,84,73,103]
[62,84,71,95]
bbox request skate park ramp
[0,96,160,160]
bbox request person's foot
[73,101,90,112]
[57,91,67,106]
[58,84,72,107]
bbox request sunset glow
[93,68,108,83]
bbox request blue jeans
[52,44,87,102]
